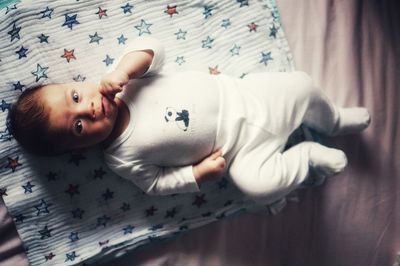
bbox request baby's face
[39,82,118,150]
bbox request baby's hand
[99,69,129,100]
[193,149,226,184]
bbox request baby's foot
[333,107,371,135]
[309,143,347,178]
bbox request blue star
[68,152,86,166]
[12,81,24,91]
[271,10,279,21]
[121,3,133,14]
[203,5,213,19]
[123,225,134,234]
[269,24,278,38]
[16,46,28,59]
[120,202,130,211]
[134,19,152,36]
[38,33,49,43]
[117,34,127,44]
[62,14,79,30]
[39,225,53,239]
[150,224,163,231]
[73,74,86,82]
[34,199,52,216]
[230,44,241,56]
[221,19,231,29]
[39,7,53,19]
[46,171,57,181]
[237,0,249,7]
[89,32,103,44]
[102,188,114,200]
[175,56,185,65]
[31,64,49,82]
[260,51,273,66]
[14,214,26,223]
[8,23,21,42]
[65,251,79,262]
[93,167,106,179]
[69,232,79,242]
[0,126,12,142]
[165,207,177,218]
[103,55,114,66]
[5,4,18,15]
[97,215,111,227]
[0,188,7,197]
[174,29,187,40]
[22,181,35,193]
[71,208,84,219]
[201,36,214,49]
[1,100,11,112]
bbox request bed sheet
[0,0,306,265]
[106,0,400,265]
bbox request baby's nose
[89,102,96,119]
[79,101,96,119]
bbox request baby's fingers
[215,157,226,169]
[100,84,122,100]
[210,149,223,160]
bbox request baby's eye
[74,120,83,134]
[72,90,79,103]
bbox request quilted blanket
[0,0,313,265]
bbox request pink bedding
[1,0,399,265]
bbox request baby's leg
[229,141,347,204]
[303,87,371,136]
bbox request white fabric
[0,1,301,264]
[104,38,220,195]
[214,72,315,203]
[105,47,345,200]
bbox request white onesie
[103,37,345,203]
[104,37,219,195]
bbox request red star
[96,7,107,19]
[165,5,178,17]
[65,184,80,198]
[45,252,56,261]
[248,22,258,32]
[209,65,220,75]
[7,157,22,172]
[61,49,76,62]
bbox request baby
[9,37,371,203]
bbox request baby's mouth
[101,96,107,117]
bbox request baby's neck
[102,97,130,149]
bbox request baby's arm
[100,37,164,100]
[107,150,226,196]
[99,51,153,100]
[192,149,226,184]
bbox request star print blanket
[0,0,319,265]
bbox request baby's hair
[8,85,63,156]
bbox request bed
[1,0,399,265]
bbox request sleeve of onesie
[144,165,201,195]
[106,156,200,195]
[109,36,165,76]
